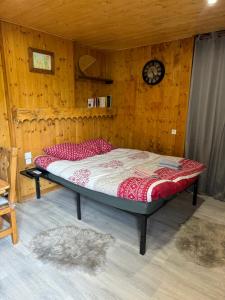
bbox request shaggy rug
[30,225,114,273]
[176,217,225,268]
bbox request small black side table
[20,168,44,199]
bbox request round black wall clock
[142,60,165,85]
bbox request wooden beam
[0,22,21,201]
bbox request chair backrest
[0,147,18,203]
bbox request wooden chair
[0,147,18,244]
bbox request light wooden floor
[1,189,225,300]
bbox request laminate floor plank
[0,189,225,300]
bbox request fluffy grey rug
[30,225,114,273]
[176,217,225,268]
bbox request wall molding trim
[12,107,116,123]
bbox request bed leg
[140,215,148,255]
[76,193,81,220]
[35,177,41,199]
[192,179,198,206]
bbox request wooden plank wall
[1,22,75,110]
[0,20,194,201]
[0,22,114,200]
[76,38,194,156]
[72,39,194,156]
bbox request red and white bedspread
[34,149,205,203]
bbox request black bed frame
[21,168,199,255]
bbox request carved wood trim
[12,107,116,123]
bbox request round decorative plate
[142,60,165,85]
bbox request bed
[33,145,205,255]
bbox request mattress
[34,148,205,203]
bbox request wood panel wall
[0,22,114,201]
[73,38,194,156]
[0,20,194,201]
[1,22,75,109]
[109,38,194,156]
[75,38,194,157]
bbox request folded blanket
[159,164,181,170]
[134,163,159,178]
[159,158,182,170]
[134,157,182,177]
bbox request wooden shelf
[13,107,116,123]
[77,75,113,84]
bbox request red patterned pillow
[43,139,113,161]
[81,138,113,154]
[96,138,114,153]
[34,155,59,169]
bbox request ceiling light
[207,0,217,5]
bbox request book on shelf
[88,98,95,108]
[87,96,112,108]
[106,95,112,108]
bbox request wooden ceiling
[0,0,225,49]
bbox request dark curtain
[186,32,225,201]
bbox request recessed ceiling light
[208,0,217,5]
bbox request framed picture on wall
[28,47,55,74]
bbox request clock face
[142,60,165,85]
